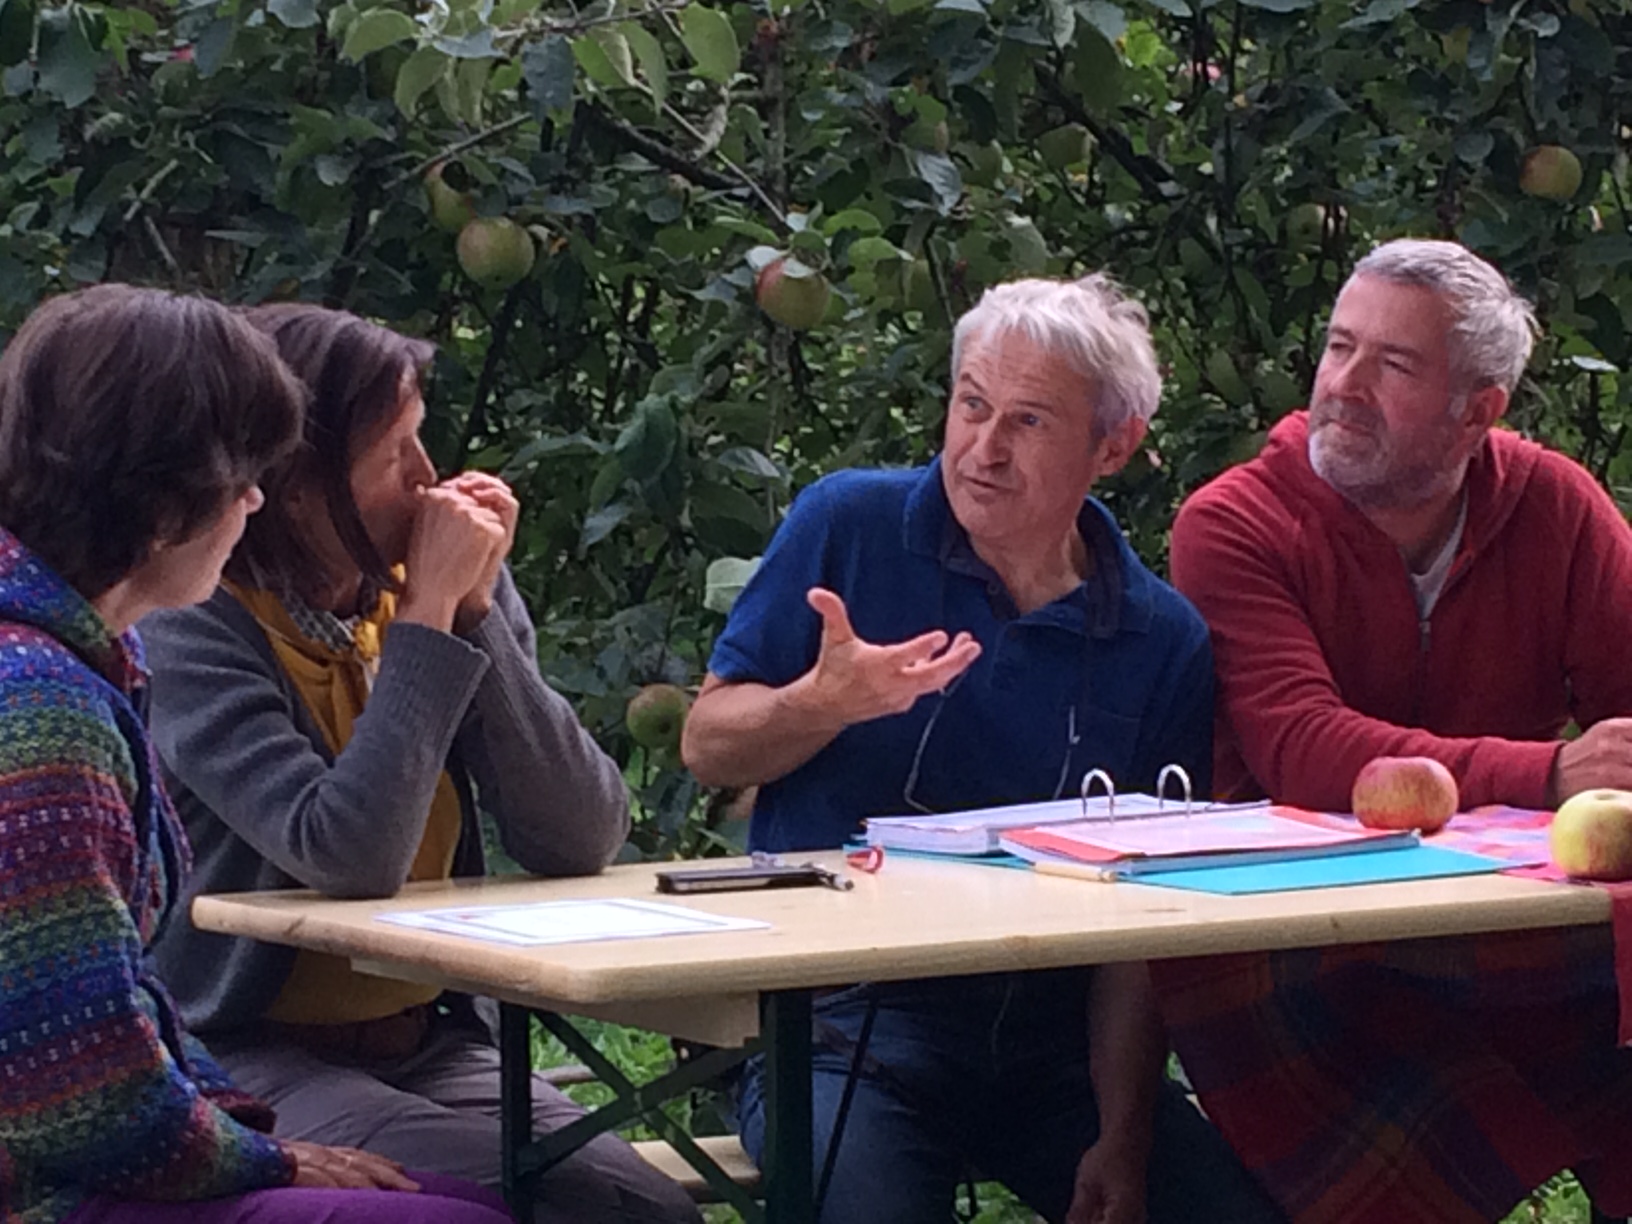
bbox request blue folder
[1129,844,1509,895]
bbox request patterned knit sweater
[0,529,293,1223]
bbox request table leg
[499,1002,534,1220]
[760,988,814,1224]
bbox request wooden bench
[633,1134,761,1201]
[542,1064,760,1202]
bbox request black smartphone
[654,864,829,894]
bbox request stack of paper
[999,807,1417,876]
[863,795,1273,856]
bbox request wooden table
[192,852,1610,1223]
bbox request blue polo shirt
[708,460,1214,854]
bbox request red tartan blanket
[1153,923,1632,1224]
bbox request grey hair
[1350,239,1538,394]
[950,274,1162,434]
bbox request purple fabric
[60,1171,513,1224]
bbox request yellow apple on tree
[1550,788,1632,881]
[456,217,536,291]
[424,162,476,234]
[626,683,691,754]
[1351,756,1459,834]
[1519,145,1583,201]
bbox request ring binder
[1155,763,1194,815]
[1080,768,1117,822]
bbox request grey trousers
[209,1014,702,1224]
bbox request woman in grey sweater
[141,304,700,1224]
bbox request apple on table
[1351,756,1459,834]
[1550,789,1632,881]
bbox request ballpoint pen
[750,851,855,891]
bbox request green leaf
[387,44,439,113]
[1080,0,1126,41]
[1070,27,1121,114]
[823,209,884,236]
[580,501,633,551]
[194,14,236,76]
[452,54,491,124]
[690,483,767,553]
[1453,130,1494,166]
[614,400,679,483]
[1576,234,1632,268]
[268,0,320,29]
[435,28,497,58]
[36,8,99,108]
[846,236,908,268]
[1237,0,1316,9]
[716,446,783,480]
[503,432,608,476]
[788,228,827,259]
[341,8,416,61]
[622,21,666,112]
[720,218,781,244]
[574,27,634,88]
[704,556,761,614]
[908,150,963,215]
[680,5,737,83]
[314,153,355,185]
[1044,0,1073,48]
[0,0,37,68]
[1569,355,1617,373]
[1341,0,1419,29]
[521,34,574,115]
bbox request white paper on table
[376,898,771,947]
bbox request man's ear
[1463,383,1508,433]
[1096,418,1149,477]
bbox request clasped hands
[796,587,982,727]
[397,471,519,634]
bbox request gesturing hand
[799,587,981,728]
[282,1140,421,1192]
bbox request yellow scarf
[229,582,463,1025]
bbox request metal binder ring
[1080,768,1117,823]
[1155,763,1194,816]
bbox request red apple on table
[1550,788,1632,881]
[1351,756,1459,834]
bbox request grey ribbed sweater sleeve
[454,569,631,875]
[143,593,489,899]
[141,571,627,900]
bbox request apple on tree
[1519,145,1584,202]
[424,162,476,234]
[1550,788,1632,881]
[754,255,832,331]
[1351,755,1459,834]
[627,683,692,755]
[456,217,536,291]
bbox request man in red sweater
[1173,237,1632,812]
[1155,239,1632,1224]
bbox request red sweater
[1171,411,1632,811]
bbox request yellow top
[229,582,463,1025]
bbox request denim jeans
[736,969,1284,1224]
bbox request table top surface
[190,851,1610,1009]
